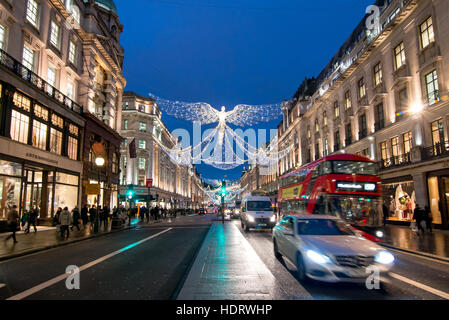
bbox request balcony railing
[378,153,411,171]
[0,48,82,114]
[422,142,449,161]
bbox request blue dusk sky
[115,0,374,180]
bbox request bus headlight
[270,215,276,222]
[375,251,395,265]
[247,215,255,223]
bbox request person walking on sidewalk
[71,206,81,231]
[382,203,389,226]
[89,205,96,228]
[424,205,433,233]
[81,204,89,229]
[53,207,62,227]
[26,206,38,233]
[21,209,29,231]
[5,205,19,244]
[413,205,425,235]
[59,207,71,239]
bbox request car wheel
[273,239,282,259]
[296,253,308,283]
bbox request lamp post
[94,156,105,233]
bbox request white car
[273,215,394,284]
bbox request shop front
[427,169,449,228]
[382,176,416,223]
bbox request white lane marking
[187,214,197,217]
[7,228,172,300]
[386,247,449,266]
[390,272,449,300]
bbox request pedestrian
[102,205,110,230]
[139,206,145,222]
[59,207,71,239]
[424,205,433,233]
[89,205,96,228]
[81,204,89,229]
[5,205,19,244]
[413,205,425,235]
[21,209,29,231]
[145,206,150,222]
[382,203,389,226]
[26,206,38,233]
[71,206,81,231]
[53,207,62,227]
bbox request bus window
[332,161,377,175]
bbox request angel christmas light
[148,93,292,170]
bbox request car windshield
[247,201,272,211]
[297,219,355,236]
[332,161,378,175]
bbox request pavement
[380,225,449,260]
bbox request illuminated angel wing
[225,102,282,127]
[149,93,219,124]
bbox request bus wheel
[296,253,308,283]
[273,240,282,260]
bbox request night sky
[115,0,374,180]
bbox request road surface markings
[390,272,449,300]
[7,228,172,300]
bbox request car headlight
[306,250,331,264]
[270,215,276,222]
[375,230,384,238]
[247,215,255,223]
[375,251,395,265]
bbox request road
[0,214,448,300]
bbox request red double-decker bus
[278,154,383,238]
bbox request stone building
[0,0,126,225]
[119,92,205,209]
[274,0,449,228]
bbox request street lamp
[94,156,105,233]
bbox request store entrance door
[441,177,449,227]
[21,167,51,219]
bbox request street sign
[146,178,153,188]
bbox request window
[323,112,327,126]
[50,128,63,154]
[307,126,311,139]
[69,41,77,65]
[138,139,146,149]
[13,92,31,111]
[344,90,351,109]
[34,104,48,121]
[359,113,367,138]
[334,130,340,150]
[403,131,412,154]
[374,103,385,131]
[373,63,383,86]
[70,5,81,25]
[10,110,29,144]
[345,123,352,145]
[66,81,74,100]
[26,0,40,28]
[47,67,56,87]
[67,136,78,160]
[139,122,146,132]
[333,101,339,118]
[396,88,408,116]
[394,42,406,70]
[22,45,35,71]
[323,138,329,157]
[32,120,47,150]
[123,120,128,130]
[420,16,435,49]
[112,153,118,174]
[431,119,444,147]
[0,25,6,50]
[123,156,127,168]
[315,119,319,132]
[138,158,146,170]
[50,21,61,49]
[391,137,400,160]
[138,105,145,112]
[380,141,389,162]
[51,114,63,128]
[358,78,366,98]
[68,124,79,136]
[425,70,439,105]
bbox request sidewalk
[0,219,140,261]
[177,222,284,300]
[381,224,449,260]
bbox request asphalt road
[231,219,449,300]
[0,214,448,300]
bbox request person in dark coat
[424,205,433,233]
[81,205,89,229]
[53,207,62,226]
[413,205,425,234]
[102,206,110,230]
[26,206,38,233]
[71,206,80,231]
[382,203,389,226]
[89,205,97,228]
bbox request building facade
[0,0,125,225]
[119,92,205,209]
[273,0,449,228]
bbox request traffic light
[220,181,227,197]
[126,185,135,200]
